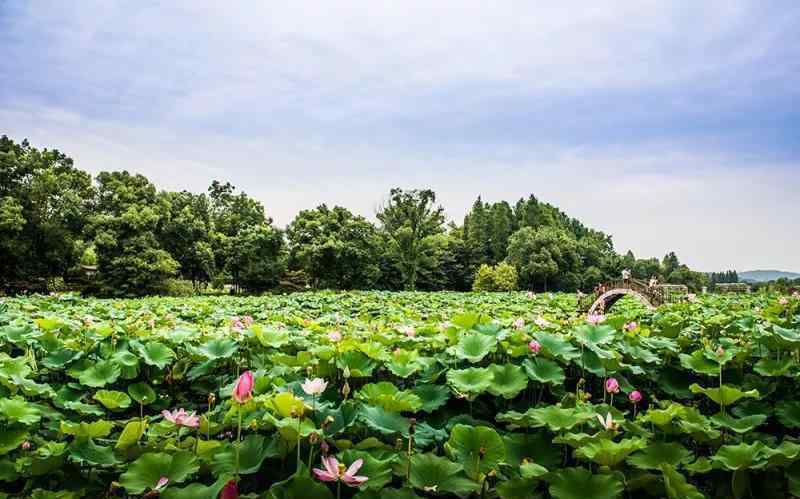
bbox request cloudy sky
[1,1,798,272]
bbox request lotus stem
[235,406,242,481]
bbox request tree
[287,205,381,289]
[662,252,680,277]
[472,262,518,291]
[227,224,287,293]
[0,136,94,285]
[161,191,215,287]
[376,188,445,290]
[89,171,178,296]
[506,226,581,291]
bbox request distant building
[715,282,751,293]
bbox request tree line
[0,135,709,296]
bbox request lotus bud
[208,393,216,408]
[249,419,258,430]
[320,439,330,454]
[309,432,320,445]
[342,366,351,379]
[322,415,335,430]
[21,441,31,451]
[341,381,351,398]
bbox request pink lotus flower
[220,480,239,499]
[779,297,789,306]
[605,378,620,394]
[793,291,799,299]
[147,318,156,329]
[154,476,169,492]
[232,371,254,403]
[687,293,698,303]
[243,315,254,327]
[528,340,541,354]
[21,441,31,451]
[623,321,637,332]
[161,408,200,428]
[302,378,328,396]
[629,390,642,403]
[534,317,550,328]
[313,455,368,487]
[587,313,606,325]
[328,331,342,342]
[230,316,244,331]
[513,318,525,329]
[403,326,416,338]
[527,291,535,299]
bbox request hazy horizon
[2,1,798,272]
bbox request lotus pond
[0,291,799,498]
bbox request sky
[1,1,798,272]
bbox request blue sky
[1,1,798,272]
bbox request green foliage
[472,262,519,291]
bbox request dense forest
[0,135,708,296]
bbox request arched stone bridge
[578,278,687,315]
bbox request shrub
[472,262,518,291]
[158,278,197,297]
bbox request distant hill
[739,270,800,283]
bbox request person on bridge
[622,269,631,284]
[649,276,658,288]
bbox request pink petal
[313,469,337,482]
[343,475,368,487]
[344,458,363,477]
[323,456,340,477]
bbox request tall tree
[287,205,381,289]
[377,188,445,290]
[506,226,581,291]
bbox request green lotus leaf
[210,435,277,475]
[446,424,505,480]
[34,317,64,332]
[763,440,800,467]
[656,367,694,399]
[574,437,647,467]
[496,477,542,499]
[61,420,114,438]
[266,463,335,499]
[711,442,768,471]
[451,312,483,330]
[0,396,41,424]
[63,400,105,417]
[522,358,565,385]
[753,357,794,377]
[408,452,479,497]
[357,382,423,413]
[353,488,422,499]
[709,413,767,433]
[253,325,292,349]
[627,442,693,470]
[0,428,28,455]
[128,382,157,405]
[534,332,580,361]
[499,405,593,432]
[387,357,422,378]
[548,467,624,499]
[574,325,616,345]
[684,457,712,474]
[689,384,759,407]
[446,367,492,400]
[41,348,83,369]
[135,341,176,369]
[503,432,560,469]
[116,420,147,449]
[679,351,720,376]
[68,439,118,467]
[487,364,528,399]
[776,400,800,428]
[411,384,451,413]
[112,349,139,368]
[454,333,497,363]
[640,403,685,427]
[359,405,410,436]
[660,464,705,499]
[93,390,131,410]
[267,392,307,418]
[520,461,549,479]
[771,326,800,346]
[340,449,396,490]
[119,451,199,493]
[161,477,229,499]
[316,401,359,435]
[195,338,238,359]
[337,351,377,377]
[78,360,121,388]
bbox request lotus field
[1,291,800,499]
